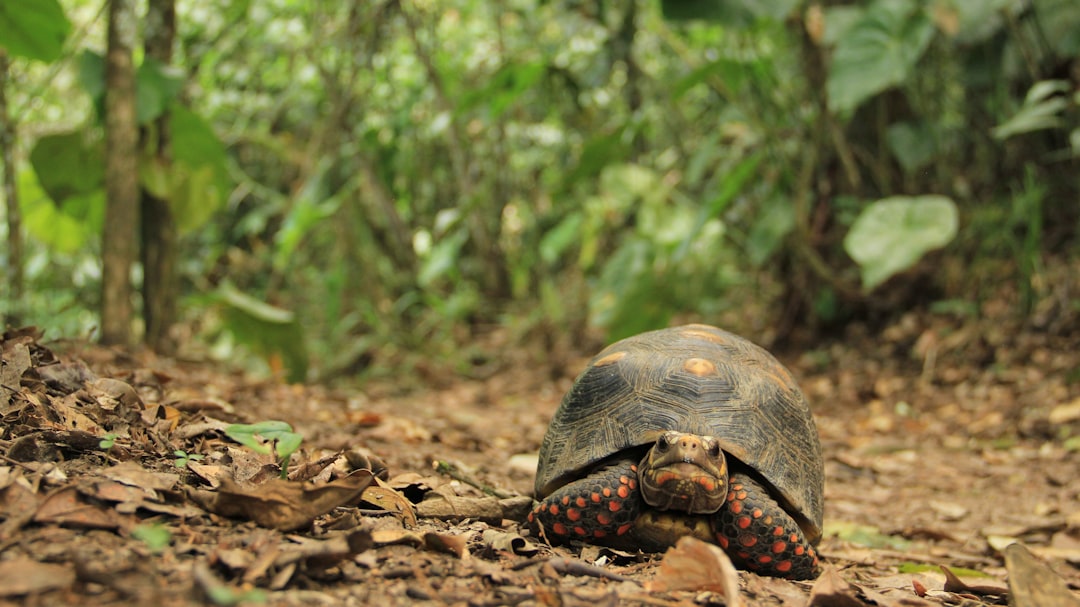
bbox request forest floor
[1,298,1079,606]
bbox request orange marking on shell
[776,561,792,573]
[757,555,772,564]
[575,496,587,508]
[596,513,612,525]
[773,526,785,536]
[616,523,632,535]
[739,534,757,547]
[737,516,752,529]
[619,475,629,485]
[548,504,559,515]
[794,545,805,556]
[731,483,743,491]
[608,500,622,512]
[602,487,612,497]
[573,526,587,536]
[617,485,630,499]
[772,541,787,554]
[682,357,717,376]
[715,535,729,549]
[789,533,799,543]
[627,478,637,490]
[680,328,727,344]
[553,522,568,535]
[752,508,763,519]
[730,501,742,514]
[561,496,570,506]
[593,530,606,538]
[590,492,602,503]
[593,351,626,367]
[567,508,581,522]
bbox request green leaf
[992,80,1071,140]
[661,0,797,23]
[131,524,172,554]
[0,0,70,62]
[217,283,309,383]
[418,228,469,287]
[843,195,958,290]
[457,61,545,118]
[18,169,93,253]
[746,196,795,266]
[886,121,936,172]
[225,421,303,461]
[540,212,583,265]
[826,0,935,114]
[29,131,105,203]
[136,59,186,124]
[563,126,629,189]
[169,105,231,232]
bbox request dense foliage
[2,0,1077,381]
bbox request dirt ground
[1,300,1079,606]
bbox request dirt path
[1,311,1078,606]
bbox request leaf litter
[0,286,1079,606]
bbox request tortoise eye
[706,441,721,459]
[656,434,671,452]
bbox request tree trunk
[141,0,178,353]
[101,0,139,345]
[0,50,22,328]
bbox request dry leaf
[1004,543,1080,607]
[0,558,76,596]
[481,529,540,556]
[644,536,742,606]
[808,566,863,607]
[34,485,127,529]
[939,565,1007,596]
[360,478,418,527]
[424,531,470,559]
[188,470,373,531]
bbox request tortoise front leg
[528,458,644,547]
[712,472,821,579]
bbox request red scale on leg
[712,472,821,580]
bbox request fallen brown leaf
[34,485,127,529]
[360,478,418,526]
[188,470,373,531]
[807,566,863,607]
[1004,542,1080,607]
[939,565,1007,596]
[0,557,76,597]
[644,536,742,606]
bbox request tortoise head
[638,431,728,514]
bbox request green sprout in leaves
[174,449,205,469]
[131,523,172,554]
[99,433,118,449]
[224,420,303,479]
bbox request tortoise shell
[535,324,824,541]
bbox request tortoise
[528,324,823,579]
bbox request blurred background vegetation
[1,0,1077,384]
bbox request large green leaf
[826,0,935,114]
[0,0,70,62]
[29,131,105,203]
[76,52,186,124]
[18,169,93,253]
[843,195,958,290]
[217,283,309,383]
[169,105,231,232]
